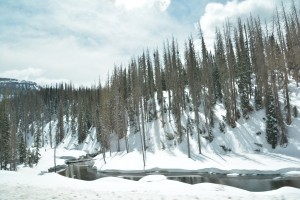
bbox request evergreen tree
[34,123,41,164]
[224,22,238,127]
[254,87,263,110]
[77,109,86,144]
[276,7,292,125]
[266,90,279,149]
[185,37,202,154]
[212,55,223,102]
[235,19,252,118]
[18,131,26,164]
[0,102,11,170]
[25,148,33,167]
[215,29,231,124]
[201,35,215,127]
[293,106,298,118]
[57,100,64,144]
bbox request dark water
[169,174,300,192]
[59,163,300,192]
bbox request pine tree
[201,35,215,127]
[154,49,165,126]
[185,37,202,154]
[215,29,231,123]
[18,131,26,164]
[34,123,41,164]
[171,38,184,143]
[57,100,64,144]
[235,19,252,118]
[254,87,263,110]
[290,0,300,87]
[0,102,11,170]
[266,90,279,149]
[26,148,33,167]
[8,105,18,170]
[293,106,298,118]
[276,7,292,125]
[70,103,77,137]
[212,55,223,102]
[224,22,238,127]
[77,109,86,144]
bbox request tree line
[1,2,299,170]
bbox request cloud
[199,0,286,51]
[0,68,43,81]
[0,0,187,86]
[114,0,171,11]
[0,67,68,86]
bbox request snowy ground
[94,149,300,174]
[1,169,300,200]
[1,148,300,199]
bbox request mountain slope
[0,78,40,97]
[24,79,300,174]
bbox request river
[58,161,300,192]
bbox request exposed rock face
[0,78,40,96]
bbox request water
[59,163,300,192]
[168,174,300,192]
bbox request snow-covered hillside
[23,79,300,174]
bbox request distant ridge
[0,77,40,94]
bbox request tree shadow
[230,152,263,165]
[260,152,300,165]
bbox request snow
[283,171,300,176]
[93,150,300,174]
[1,80,300,199]
[17,79,298,179]
[227,173,240,177]
[16,148,86,174]
[1,169,300,200]
[139,174,167,182]
[1,144,299,199]
[90,79,300,175]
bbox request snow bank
[227,173,240,177]
[1,170,300,200]
[283,171,300,176]
[93,150,300,175]
[139,175,167,182]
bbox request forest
[0,3,299,171]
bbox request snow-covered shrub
[165,132,174,141]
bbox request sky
[0,0,292,86]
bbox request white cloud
[0,0,187,86]
[114,0,171,11]
[199,0,284,51]
[0,67,68,86]
[0,68,43,81]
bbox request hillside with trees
[1,3,300,171]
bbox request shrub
[220,145,231,152]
